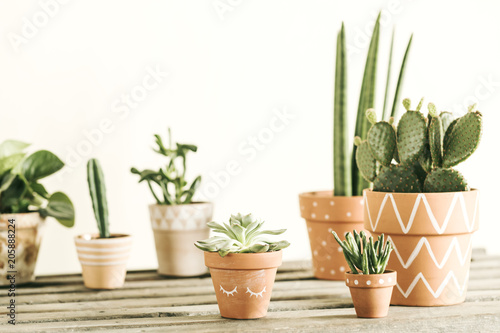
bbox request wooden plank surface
[0,251,499,332]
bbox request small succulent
[355,98,483,192]
[195,213,290,257]
[332,230,392,275]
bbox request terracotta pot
[75,233,132,289]
[204,251,282,319]
[0,213,45,285]
[299,191,365,280]
[346,270,397,318]
[364,189,479,306]
[149,202,212,276]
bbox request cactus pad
[419,144,432,173]
[397,111,427,165]
[442,111,482,168]
[440,111,454,133]
[429,115,444,168]
[373,164,422,193]
[367,122,396,166]
[356,140,377,182]
[423,168,469,192]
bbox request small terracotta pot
[0,213,45,285]
[346,270,397,318]
[299,191,365,280]
[204,251,282,319]
[149,202,212,276]
[364,189,479,306]
[75,233,132,289]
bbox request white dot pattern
[340,266,345,272]
[330,270,335,275]
[330,201,334,206]
[321,241,327,246]
[379,279,384,284]
[354,280,359,285]
[325,214,329,219]
[337,247,343,252]
[366,280,371,285]
[346,212,352,217]
[313,202,318,207]
[311,213,316,218]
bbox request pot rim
[299,190,363,199]
[204,250,283,270]
[345,269,396,276]
[148,201,213,208]
[345,270,397,288]
[363,188,479,196]
[75,233,132,244]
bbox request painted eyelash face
[220,285,237,296]
[246,286,266,298]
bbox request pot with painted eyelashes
[204,251,282,319]
[195,213,289,319]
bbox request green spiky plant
[87,158,110,238]
[131,128,201,205]
[355,98,483,192]
[332,230,392,274]
[334,14,413,196]
[195,213,290,257]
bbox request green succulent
[332,230,392,275]
[194,213,290,257]
[131,128,201,205]
[355,98,482,192]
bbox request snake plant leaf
[382,28,395,121]
[390,34,413,120]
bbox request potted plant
[75,159,132,289]
[332,230,395,318]
[195,213,290,319]
[0,140,75,285]
[356,99,482,306]
[131,129,212,276]
[299,14,413,280]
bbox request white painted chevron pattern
[364,191,479,234]
[387,236,472,269]
[396,270,469,299]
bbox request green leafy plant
[194,213,290,257]
[334,14,413,196]
[332,230,392,275]
[0,140,75,227]
[87,158,110,238]
[131,128,201,205]
[355,98,483,192]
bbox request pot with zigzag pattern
[363,188,479,306]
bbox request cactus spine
[87,158,110,238]
[355,98,482,193]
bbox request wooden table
[2,249,499,332]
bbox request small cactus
[87,158,110,238]
[355,98,482,193]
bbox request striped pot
[75,234,132,289]
[0,213,45,285]
[299,191,365,280]
[149,202,212,276]
[363,189,479,306]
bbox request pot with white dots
[346,270,397,318]
[299,191,365,280]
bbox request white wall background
[0,0,498,275]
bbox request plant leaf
[390,34,413,120]
[20,150,64,181]
[43,192,75,227]
[0,140,30,159]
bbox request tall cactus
[355,99,482,193]
[87,158,110,238]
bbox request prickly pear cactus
[357,98,482,193]
[442,106,482,168]
[423,168,469,192]
[396,99,427,164]
[373,164,421,193]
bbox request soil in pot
[204,251,282,319]
[364,189,479,306]
[149,202,212,277]
[299,191,365,280]
[346,270,397,318]
[75,233,132,289]
[0,213,45,285]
